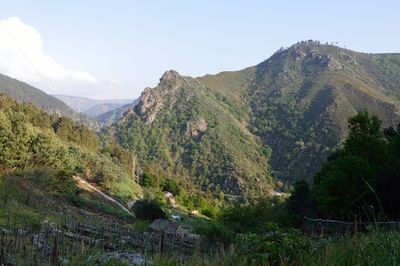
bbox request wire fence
[304,216,400,235]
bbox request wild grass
[153,229,400,266]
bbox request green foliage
[201,205,219,219]
[0,94,141,200]
[154,230,400,266]
[112,42,400,199]
[140,172,158,188]
[219,198,284,234]
[195,221,234,244]
[160,178,180,195]
[113,72,272,197]
[132,198,166,221]
[300,230,400,266]
[0,73,72,115]
[234,227,311,265]
[312,111,400,220]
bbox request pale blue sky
[0,1,399,99]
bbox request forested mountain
[0,73,100,128]
[0,73,74,115]
[216,41,400,183]
[113,71,272,197]
[111,41,400,197]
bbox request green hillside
[247,42,400,182]
[113,71,272,197]
[0,93,141,202]
[0,73,73,114]
[0,73,99,128]
[112,41,400,196]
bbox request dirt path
[73,176,134,216]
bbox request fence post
[159,231,165,254]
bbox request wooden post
[52,235,58,265]
[354,215,358,234]
[159,231,165,254]
[0,232,5,265]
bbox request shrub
[132,198,166,221]
[140,172,158,188]
[160,178,180,195]
[195,221,234,245]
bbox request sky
[0,1,399,99]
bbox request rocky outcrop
[136,70,201,124]
[185,116,208,137]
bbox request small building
[164,192,177,207]
[149,219,189,238]
[164,192,173,198]
[189,210,199,217]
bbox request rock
[136,70,201,125]
[185,116,208,137]
[97,252,146,265]
[95,239,104,249]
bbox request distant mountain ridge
[96,99,139,125]
[54,94,133,118]
[110,41,400,197]
[0,73,100,129]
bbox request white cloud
[0,17,126,99]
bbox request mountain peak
[160,70,182,82]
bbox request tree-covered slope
[112,41,400,196]
[0,73,99,128]
[0,93,141,201]
[202,41,400,183]
[0,73,73,115]
[113,71,272,197]
[245,42,400,182]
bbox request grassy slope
[0,170,132,228]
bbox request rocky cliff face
[136,71,202,124]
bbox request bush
[202,205,219,218]
[132,198,166,221]
[140,172,158,188]
[160,178,180,195]
[195,221,234,245]
[235,226,311,265]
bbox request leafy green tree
[377,123,400,218]
[160,178,180,195]
[140,172,158,187]
[0,111,13,169]
[344,110,387,164]
[312,111,389,219]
